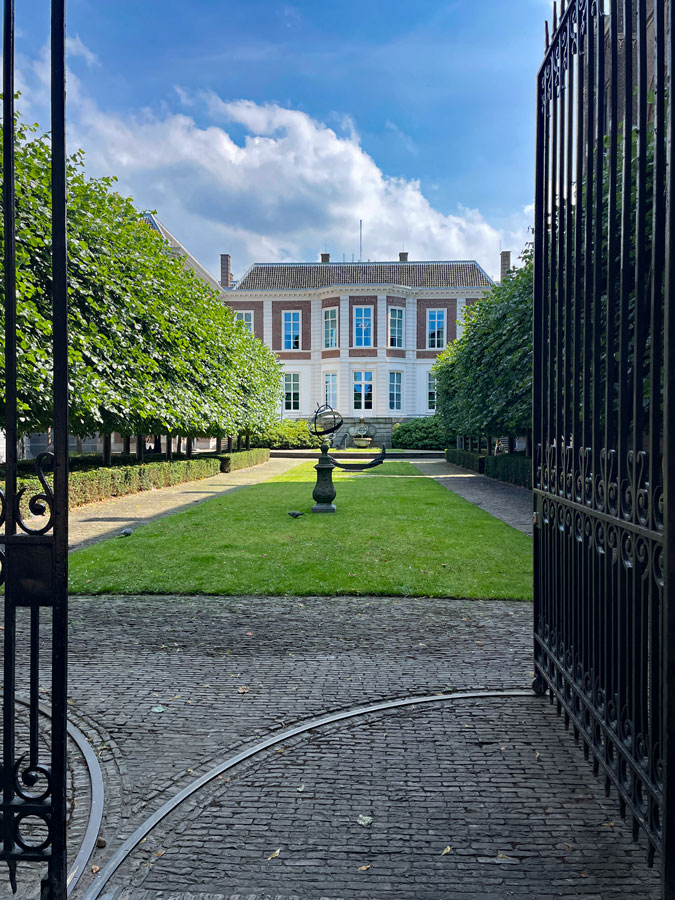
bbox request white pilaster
[339,295,350,414]
[377,295,386,358]
[263,299,273,350]
[456,297,467,340]
[405,296,416,360]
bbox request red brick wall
[272,300,311,351]
[416,299,457,350]
[349,297,377,349]
[224,300,264,342]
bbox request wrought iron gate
[1,0,69,897]
[534,0,675,896]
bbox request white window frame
[388,307,404,348]
[324,372,338,408]
[234,310,254,333]
[283,372,300,411]
[353,371,373,411]
[283,310,302,350]
[389,371,402,411]
[427,308,446,350]
[353,306,373,348]
[428,372,437,411]
[323,307,338,349]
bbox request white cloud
[66,35,100,68]
[17,51,530,281]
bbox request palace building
[222,250,504,445]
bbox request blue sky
[13,0,550,280]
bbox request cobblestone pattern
[119,699,660,900]
[412,460,533,536]
[5,594,658,898]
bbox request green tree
[0,113,282,438]
[433,247,533,442]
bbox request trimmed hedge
[16,449,270,512]
[217,448,269,473]
[484,454,532,489]
[445,449,485,473]
[391,417,448,450]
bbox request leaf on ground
[268,848,281,860]
[237,686,250,694]
[497,853,513,859]
[297,784,305,792]
[155,849,166,858]
[601,821,615,827]
[441,846,452,856]
[150,705,167,713]
[357,815,373,827]
[91,865,100,874]
[358,864,371,871]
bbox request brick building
[223,251,501,445]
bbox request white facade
[224,258,494,427]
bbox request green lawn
[68,461,533,599]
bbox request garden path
[68,457,305,550]
[413,458,533,535]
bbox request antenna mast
[359,219,363,262]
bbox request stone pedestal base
[312,502,336,514]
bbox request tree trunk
[136,435,144,463]
[245,433,250,451]
[186,437,193,458]
[154,435,162,454]
[216,436,222,454]
[76,435,83,456]
[176,436,183,455]
[166,435,173,461]
[237,433,242,452]
[123,436,131,455]
[227,435,233,453]
[487,435,492,456]
[526,433,532,458]
[102,434,112,466]
[507,435,515,454]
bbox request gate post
[1,1,69,897]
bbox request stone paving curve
[4,594,659,899]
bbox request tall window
[353,371,373,410]
[283,311,301,350]
[389,308,404,348]
[427,309,446,349]
[284,373,300,411]
[325,373,337,408]
[389,372,402,410]
[428,372,437,410]
[235,311,253,333]
[354,307,373,347]
[324,308,338,348]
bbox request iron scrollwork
[15,452,55,536]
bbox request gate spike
[553,1,558,30]
[545,20,550,50]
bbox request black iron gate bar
[1,1,69,898]
[534,0,674,896]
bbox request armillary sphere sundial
[309,404,386,513]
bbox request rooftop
[234,260,494,292]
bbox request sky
[11,0,552,281]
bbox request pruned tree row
[433,247,533,446]
[0,113,282,440]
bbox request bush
[391,417,448,450]
[15,450,270,513]
[251,420,323,450]
[445,449,485,473]
[216,449,269,472]
[484,454,532,489]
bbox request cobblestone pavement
[412,460,533,536]
[5,594,658,899]
[68,458,304,551]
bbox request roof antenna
[359,219,363,262]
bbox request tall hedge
[0,113,282,439]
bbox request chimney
[321,252,330,263]
[220,253,232,288]
[399,251,408,262]
[500,250,511,283]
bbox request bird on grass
[119,527,133,537]
[288,511,305,518]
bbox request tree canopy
[1,114,282,437]
[433,247,533,438]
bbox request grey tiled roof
[235,261,493,291]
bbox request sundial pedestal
[312,444,337,513]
